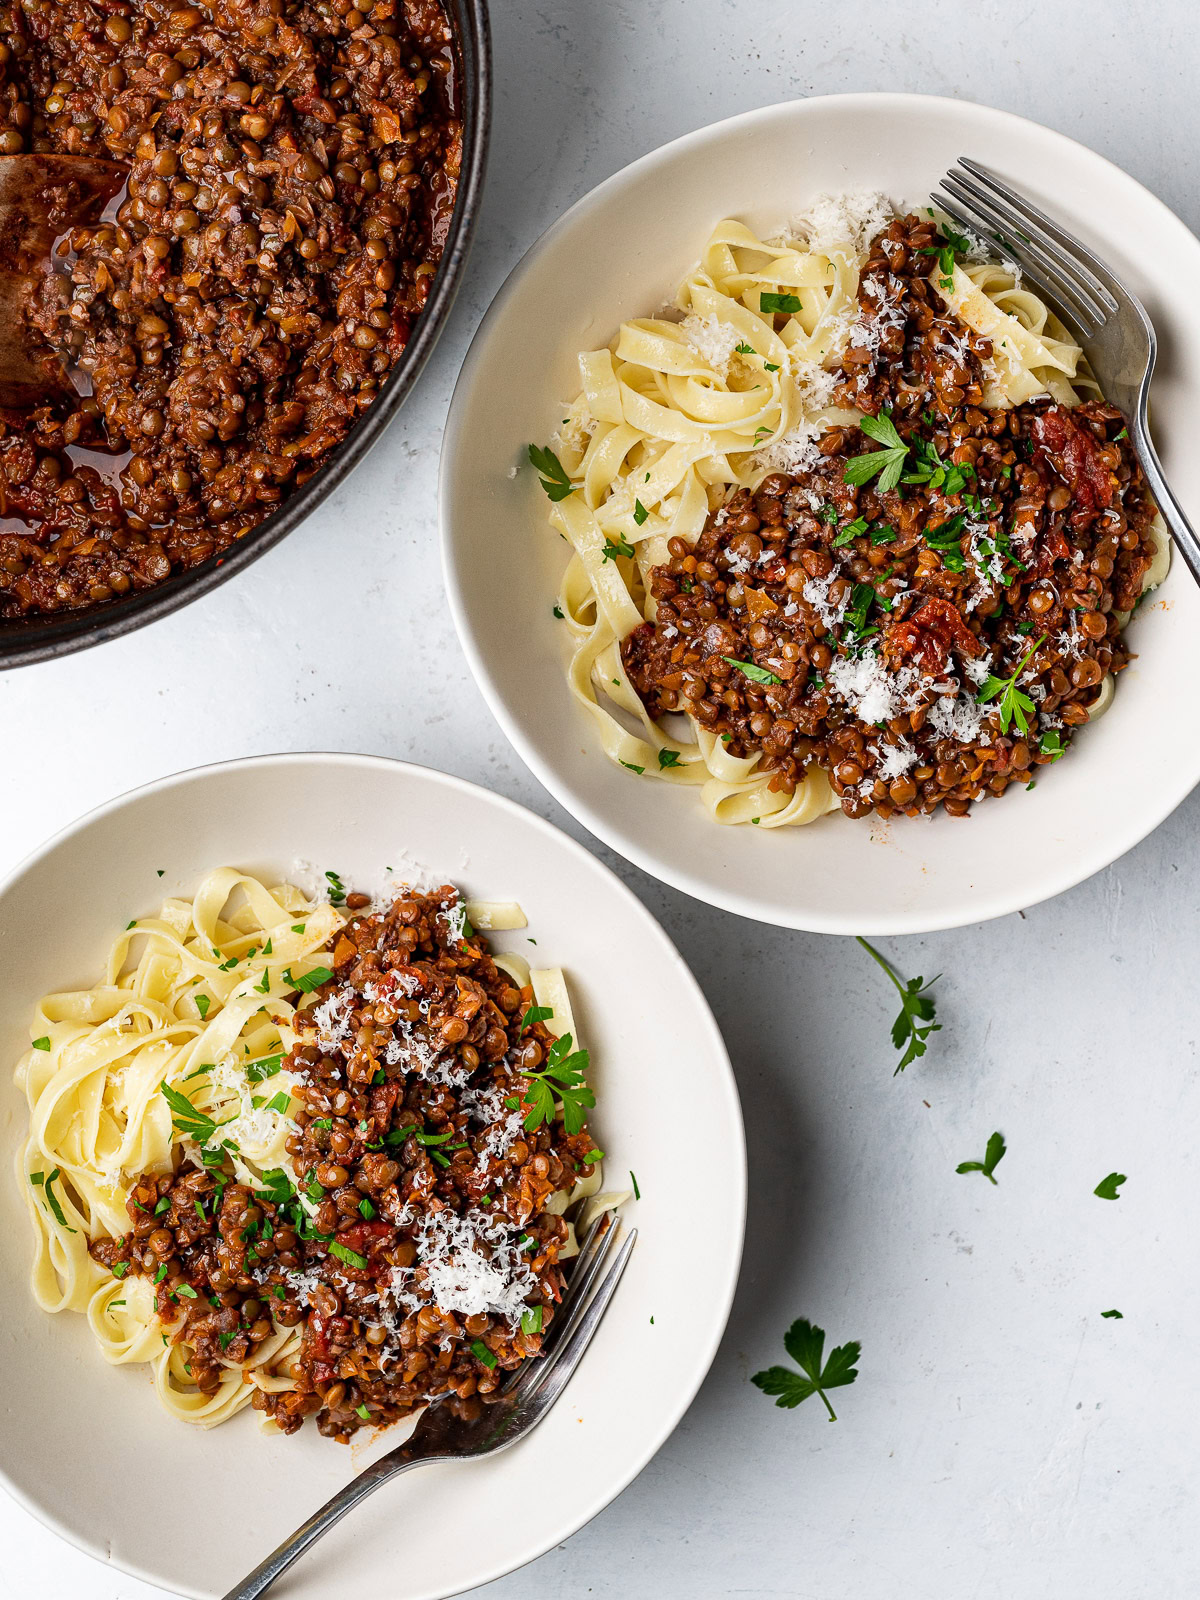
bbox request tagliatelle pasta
[538,193,1168,826]
[16,870,623,1435]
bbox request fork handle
[220,1454,423,1600]
[1132,409,1200,584]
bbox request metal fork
[222,1211,636,1600]
[932,156,1200,582]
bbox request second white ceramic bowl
[441,93,1200,933]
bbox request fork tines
[931,157,1119,339]
[513,1207,636,1407]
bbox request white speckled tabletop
[3,2,1199,1597]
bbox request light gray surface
[2,3,1197,1597]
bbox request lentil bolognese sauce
[620,214,1160,819]
[0,0,461,619]
[19,870,614,1443]
[536,196,1168,826]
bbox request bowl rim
[0,749,747,1597]
[440,89,1200,934]
[0,0,493,672]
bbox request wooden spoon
[0,152,126,408]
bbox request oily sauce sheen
[0,0,460,618]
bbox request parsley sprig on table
[956,1131,1007,1184]
[976,634,1046,735]
[856,938,940,1072]
[843,409,909,493]
[528,443,574,502]
[507,1033,595,1135]
[751,1317,861,1421]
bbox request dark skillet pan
[0,0,490,670]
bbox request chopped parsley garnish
[33,1168,75,1231]
[760,291,801,314]
[355,1403,371,1420]
[32,1035,50,1051]
[658,748,681,769]
[856,937,940,1072]
[1114,426,1128,441]
[925,512,966,572]
[975,634,1046,735]
[633,499,649,526]
[528,443,574,501]
[293,965,334,993]
[246,1054,284,1082]
[1101,1309,1124,1319]
[254,967,271,994]
[324,870,346,905]
[552,604,564,619]
[518,1031,595,1136]
[471,1338,497,1369]
[160,1079,230,1146]
[111,1260,129,1279]
[195,995,211,1020]
[521,1305,544,1336]
[904,435,973,495]
[219,1331,237,1351]
[918,226,971,289]
[176,1283,198,1299]
[1094,1171,1126,1200]
[751,1317,861,1420]
[956,1130,1007,1185]
[359,1198,376,1220]
[329,1241,369,1269]
[843,409,908,492]
[723,655,782,685]
[602,533,635,562]
[1039,730,1065,762]
[832,516,870,548]
[620,759,645,774]
[734,341,756,355]
[843,583,877,643]
[630,1170,641,1200]
[870,522,897,545]
[154,1197,171,1215]
[520,1004,553,1031]
[584,1148,604,1163]
[154,1263,169,1284]
[291,923,306,934]
[264,1091,290,1115]
[194,1200,206,1224]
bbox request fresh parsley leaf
[1040,730,1065,762]
[471,1338,497,1369]
[975,634,1046,735]
[329,1241,368,1269]
[856,937,940,1072]
[37,1167,76,1232]
[723,655,782,685]
[528,443,574,502]
[630,1170,641,1200]
[1102,1308,1124,1319]
[355,1403,371,1420]
[760,291,801,315]
[602,533,635,562]
[1114,426,1128,441]
[195,995,211,1020]
[620,759,645,774]
[293,965,334,994]
[956,1130,1007,1184]
[1094,1171,1126,1200]
[518,1032,595,1135]
[552,604,564,619]
[32,1035,51,1052]
[658,748,681,769]
[734,341,756,355]
[359,1198,376,1220]
[844,409,909,493]
[832,516,870,548]
[521,1004,554,1031]
[160,1080,230,1146]
[633,499,649,526]
[521,1305,544,1336]
[751,1317,861,1421]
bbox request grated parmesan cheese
[680,313,744,379]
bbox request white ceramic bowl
[441,93,1200,934]
[0,754,744,1599]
